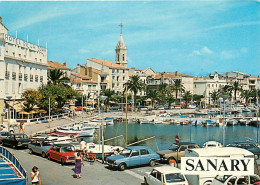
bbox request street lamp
[6,96,12,132]
[220,94,229,146]
[100,95,107,164]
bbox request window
[122,54,125,61]
[24,74,28,81]
[12,72,16,80]
[123,70,125,74]
[5,71,10,79]
[19,73,22,81]
[131,150,139,157]
[195,84,196,88]
[35,75,38,82]
[179,146,187,152]
[40,76,43,83]
[30,75,33,82]
[140,149,149,155]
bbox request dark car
[2,133,30,149]
[227,141,260,158]
[0,132,10,144]
[156,142,200,164]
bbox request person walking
[31,166,42,185]
[75,152,84,179]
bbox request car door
[177,145,187,160]
[129,150,140,167]
[140,149,151,165]
[34,142,42,154]
[9,135,16,146]
[49,146,58,160]
[147,169,162,185]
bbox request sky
[0,1,259,76]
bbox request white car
[211,175,260,185]
[203,141,223,148]
[144,166,189,185]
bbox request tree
[240,89,251,105]
[182,91,192,108]
[48,69,69,85]
[22,89,42,112]
[231,81,241,101]
[126,75,145,111]
[147,89,158,109]
[101,89,116,112]
[173,79,184,102]
[211,90,220,107]
[221,85,232,97]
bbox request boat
[226,118,238,126]
[250,117,260,126]
[239,118,250,125]
[203,119,214,126]
[55,125,96,137]
[194,110,208,116]
[86,143,124,158]
[180,120,189,125]
[242,107,251,112]
[192,119,202,126]
[0,146,27,185]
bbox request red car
[75,106,83,111]
[47,144,76,165]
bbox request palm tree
[221,85,232,97]
[159,83,168,96]
[48,69,69,85]
[182,91,192,108]
[147,89,158,109]
[231,81,241,101]
[241,89,251,105]
[211,90,219,107]
[101,89,116,112]
[173,79,184,102]
[126,75,145,111]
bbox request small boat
[180,120,189,125]
[239,118,250,125]
[242,107,251,112]
[194,110,208,116]
[55,125,96,137]
[226,118,238,126]
[192,119,202,126]
[203,119,214,126]
[250,117,260,126]
[86,143,124,158]
[0,146,27,184]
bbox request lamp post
[220,94,229,146]
[6,96,12,132]
[100,95,107,164]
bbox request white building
[0,17,48,117]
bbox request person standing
[80,138,86,153]
[75,152,84,179]
[31,166,42,185]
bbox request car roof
[153,166,181,174]
[53,143,73,147]
[233,141,255,144]
[13,133,27,136]
[126,146,150,150]
[173,142,198,145]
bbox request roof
[88,58,128,69]
[153,73,179,80]
[48,61,71,70]
[116,34,127,50]
[91,68,108,75]
[187,147,254,157]
[71,73,91,80]
[154,166,181,174]
[70,77,97,84]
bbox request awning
[7,101,25,112]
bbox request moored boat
[226,118,238,126]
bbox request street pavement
[7,147,155,185]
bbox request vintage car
[106,146,160,171]
[46,143,76,165]
[211,174,260,185]
[156,142,200,164]
[28,140,52,158]
[1,133,30,148]
[226,141,260,159]
[144,166,189,185]
[0,132,10,144]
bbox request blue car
[28,140,52,158]
[106,146,160,171]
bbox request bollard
[169,160,176,167]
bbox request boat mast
[125,85,128,147]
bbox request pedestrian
[31,166,42,185]
[22,122,25,134]
[75,152,84,179]
[80,138,86,153]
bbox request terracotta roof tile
[71,73,91,80]
[70,77,97,84]
[91,68,108,75]
[48,61,71,70]
[88,58,128,69]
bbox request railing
[0,146,27,180]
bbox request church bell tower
[115,23,127,67]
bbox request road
[7,147,165,185]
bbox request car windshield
[15,134,28,139]
[61,146,74,152]
[120,149,132,157]
[215,175,231,183]
[42,142,52,146]
[166,173,185,183]
[168,144,178,151]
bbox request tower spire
[119,23,123,34]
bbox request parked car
[1,133,30,148]
[28,140,52,158]
[46,143,76,165]
[0,124,14,133]
[226,141,260,159]
[211,174,260,185]
[203,141,223,148]
[144,166,189,185]
[156,142,200,164]
[0,132,10,144]
[106,146,160,171]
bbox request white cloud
[201,46,213,54]
[220,48,248,59]
[191,46,213,56]
[205,21,260,31]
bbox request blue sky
[0,1,259,76]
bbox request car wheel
[61,158,65,165]
[118,163,126,171]
[42,152,46,158]
[203,180,212,185]
[29,149,33,154]
[12,145,17,149]
[167,157,176,165]
[149,160,156,167]
[144,177,149,185]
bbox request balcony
[5,71,10,79]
